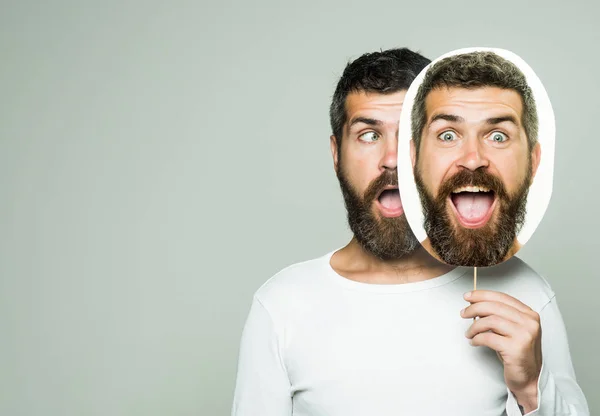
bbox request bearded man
[231,48,589,416]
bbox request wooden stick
[473,267,478,321]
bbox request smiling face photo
[397,49,555,267]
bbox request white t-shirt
[231,251,589,415]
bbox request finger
[465,315,520,339]
[470,331,509,353]
[461,301,526,324]
[464,290,533,314]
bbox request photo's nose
[456,139,489,171]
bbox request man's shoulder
[481,255,556,311]
[253,251,334,312]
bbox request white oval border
[397,47,555,253]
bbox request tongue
[379,190,402,210]
[452,193,493,221]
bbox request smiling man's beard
[413,164,532,267]
[336,165,419,261]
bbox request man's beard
[336,165,419,261]
[414,163,532,267]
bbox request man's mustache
[364,170,398,204]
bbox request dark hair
[411,51,538,158]
[329,48,431,147]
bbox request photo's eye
[359,131,379,142]
[438,130,457,142]
[489,131,508,143]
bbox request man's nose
[456,136,489,171]
[381,136,398,171]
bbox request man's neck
[330,238,455,285]
[504,238,522,262]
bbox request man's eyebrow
[349,117,382,128]
[428,114,464,126]
[486,115,519,126]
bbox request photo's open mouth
[448,186,497,228]
[375,187,404,218]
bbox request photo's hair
[329,48,431,148]
[411,51,538,158]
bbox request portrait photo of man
[401,49,554,267]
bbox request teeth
[452,186,490,193]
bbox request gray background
[1,0,597,414]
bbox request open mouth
[376,187,403,217]
[449,186,497,228]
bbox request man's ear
[530,142,541,184]
[410,139,416,169]
[330,135,339,173]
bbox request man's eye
[438,131,457,142]
[489,131,508,143]
[358,131,379,142]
